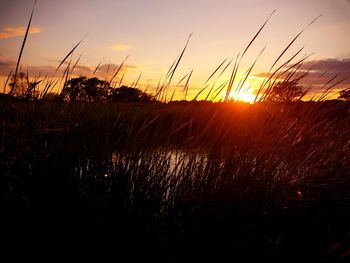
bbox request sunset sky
[0,0,349,100]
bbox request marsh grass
[1,99,350,261]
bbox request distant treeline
[3,72,350,103]
[5,73,157,103]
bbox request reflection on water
[74,146,298,214]
[111,149,209,177]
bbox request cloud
[0,54,136,82]
[300,58,350,76]
[0,55,15,76]
[255,58,350,79]
[253,72,274,79]
[294,58,350,88]
[0,26,42,39]
[0,55,143,94]
[259,58,350,80]
[98,63,136,72]
[253,58,350,97]
[111,44,131,51]
[0,55,15,68]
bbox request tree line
[3,72,350,102]
[4,73,157,103]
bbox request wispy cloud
[253,72,274,79]
[300,58,350,76]
[0,55,15,68]
[253,58,350,96]
[111,44,131,51]
[0,54,136,80]
[0,26,42,39]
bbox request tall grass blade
[204,58,229,85]
[211,80,229,101]
[169,88,176,102]
[318,76,348,101]
[217,59,232,79]
[269,15,322,71]
[183,69,193,100]
[134,72,142,89]
[70,55,82,76]
[224,53,240,102]
[118,72,126,88]
[235,44,266,98]
[204,82,217,101]
[3,70,12,94]
[10,0,36,95]
[110,55,129,83]
[167,33,193,86]
[193,84,209,101]
[177,72,190,86]
[166,55,180,80]
[92,58,104,76]
[56,34,87,73]
[241,10,276,59]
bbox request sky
[0,0,349,100]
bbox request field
[1,99,349,261]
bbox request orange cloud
[0,26,42,39]
[0,54,137,81]
[253,72,274,79]
[111,44,131,51]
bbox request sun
[226,85,256,104]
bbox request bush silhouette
[267,79,304,102]
[109,85,155,103]
[338,88,350,101]
[62,77,111,102]
[8,72,41,100]
[61,77,156,103]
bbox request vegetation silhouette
[267,79,304,102]
[339,88,350,101]
[6,73,157,103]
[8,72,41,100]
[62,76,110,102]
[62,76,157,103]
[1,99,350,262]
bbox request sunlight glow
[224,84,256,104]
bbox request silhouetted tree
[338,88,350,101]
[8,72,40,100]
[9,72,26,97]
[62,77,156,103]
[63,77,111,102]
[110,85,155,103]
[267,79,304,102]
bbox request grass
[1,99,350,261]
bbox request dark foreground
[1,100,350,261]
